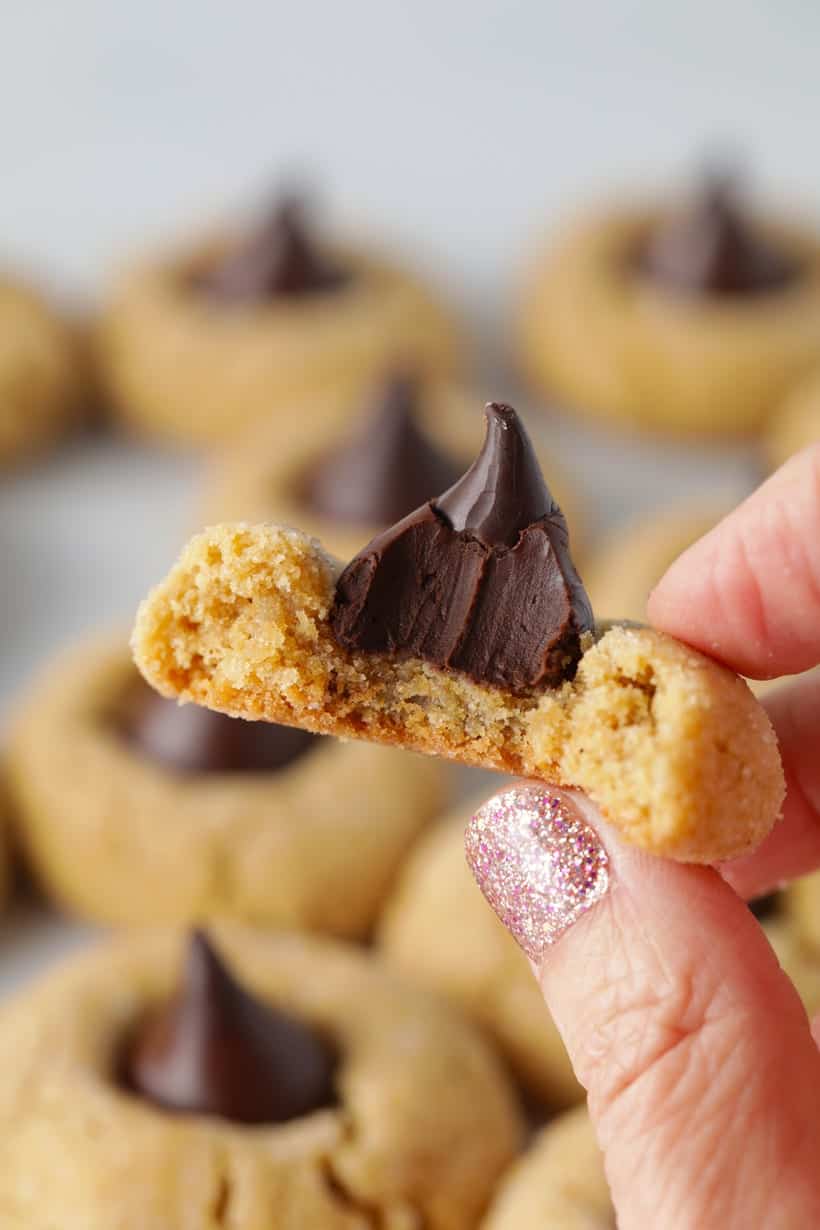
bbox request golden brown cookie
[0,926,522,1228]
[202,374,583,564]
[517,195,820,437]
[97,202,461,447]
[0,276,81,464]
[764,368,820,468]
[7,633,446,933]
[481,1105,610,1229]
[379,803,581,1107]
[132,521,783,863]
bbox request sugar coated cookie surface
[0,927,521,1229]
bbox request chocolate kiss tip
[435,402,555,548]
[126,929,336,1125]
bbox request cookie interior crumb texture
[133,523,784,863]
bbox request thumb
[465,784,820,1230]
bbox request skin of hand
[466,443,820,1230]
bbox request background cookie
[481,1105,610,1229]
[517,203,820,436]
[765,367,820,469]
[379,802,582,1107]
[0,927,522,1228]
[7,634,447,934]
[98,207,462,446]
[584,502,728,623]
[0,277,81,465]
[202,376,584,564]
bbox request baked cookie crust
[98,234,462,446]
[0,927,522,1229]
[0,277,81,464]
[7,634,446,934]
[379,803,581,1107]
[132,523,784,863]
[481,1105,610,1229]
[517,206,820,436]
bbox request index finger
[648,444,820,679]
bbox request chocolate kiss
[197,196,350,303]
[116,676,316,774]
[301,371,462,525]
[331,403,593,693]
[436,401,554,547]
[639,174,798,296]
[125,931,337,1124]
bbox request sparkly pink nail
[465,786,609,962]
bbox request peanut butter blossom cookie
[0,928,521,1228]
[203,367,583,563]
[481,1105,611,1229]
[379,802,581,1107]
[98,194,462,445]
[7,635,445,932]
[134,403,784,863]
[0,275,81,463]
[764,365,820,469]
[518,173,820,436]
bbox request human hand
[466,445,820,1229]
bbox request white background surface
[1,2,817,993]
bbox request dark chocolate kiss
[196,196,350,303]
[638,174,799,296]
[300,371,462,525]
[115,676,316,774]
[124,931,337,1124]
[330,403,593,693]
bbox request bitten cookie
[0,927,522,1228]
[203,369,583,564]
[379,803,581,1107]
[517,174,820,436]
[0,276,81,463]
[481,1105,610,1229]
[7,634,446,934]
[98,196,461,446]
[133,404,784,863]
[764,369,820,469]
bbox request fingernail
[465,785,609,962]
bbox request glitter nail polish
[465,786,609,962]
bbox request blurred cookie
[7,634,446,933]
[0,276,81,464]
[98,195,462,446]
[584,503,728,622]
[518,173,820,436]
[481,1105,610,1229]
[764,912,820,1018]
[786,869,820,963]
[379,802,581,1107]
[0,926,522,1228]
[203,370,583,562]
[765,367,820,469]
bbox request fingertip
[648,447,820,678]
